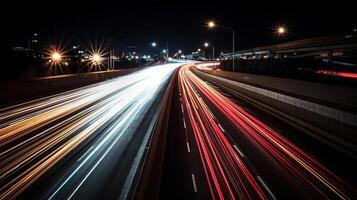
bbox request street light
[208,21,216,29]
[203,42,210,60]
[151,41,169,61]
[203,42,215,61]
[277,26,286,35]
[90,53,103,65]
[48,49,64,66]
[92,54,101,63]
[206,20,235,71]
[178,50,182,54]
[51,52,62,62]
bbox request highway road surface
[160,64,357,199]
[0,63,181,200]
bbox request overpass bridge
[223,33,357,62]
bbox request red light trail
[316,69,357,79]
[179,64,268,199]
[178,64,356,199]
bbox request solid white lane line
[191,174,197,192]
[186,142,191,153]
[218,123,225,132]
[233,145,244,157]
[257,176,276,200]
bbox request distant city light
[197,48,201,52]
[151,42,157,47]
[178,50,182,54]
[162,49,167,53]
[204,42,209,47]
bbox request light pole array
[152,41,170,61]
[204,42,215,61]
[207,21,235,71]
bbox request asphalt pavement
[0,63,181,200]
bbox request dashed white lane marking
[192,174,198,192]
[233,145,244,157]
[181,104,184,113]
[183,117,187,129]
[186,142,191,153]
[218,123,225,132]
[257,176,276,200]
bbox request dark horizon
[4,0,356,54]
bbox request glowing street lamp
[277,26,286,35]
[203,42,215,60]
[206,20,235,70]
[48,49,64,66]
[178,50,182,54]
[92,54,101,62]
[46,47,66,75]
[151,42,157,47]
[208,21,216,29]
[90,53,102,65]
[51,52,62,62]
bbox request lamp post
[203,43,208,60]
[203,42,215,61]
[152,41,169,61]
[207,21,235,71]
[274,26,287,58]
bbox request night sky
[3,0,356,54]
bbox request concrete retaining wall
[193,68,357,155]
[199,70,357,111]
